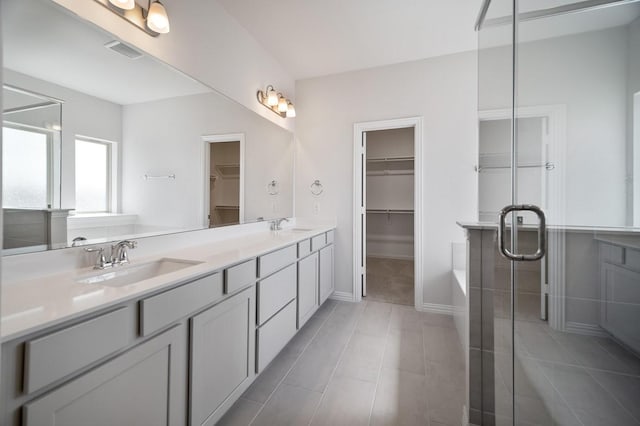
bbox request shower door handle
[497,204,546,261]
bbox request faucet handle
[84,247,110,269]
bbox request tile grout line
[306,301,369,426]
[533,358,587,426]
[583,365,640,424]
[366,303,393,426]
[595,337,640,376]
[246,301,340,426]
[537,325,640,378]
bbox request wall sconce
[95,0,171,36]
[257,85,296,118]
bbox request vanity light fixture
[95,0,171,36]
[257,85,296,118]
[286,102,296,118]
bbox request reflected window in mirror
[75,137,117,213]
[2,84,62,211]
[2,126,51,208]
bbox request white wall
[4,69,122,210]
[122,92,294,230]
[51,0,295,132]
[480,27,629,227]
[295,52,478,307]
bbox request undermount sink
[77,258,203,288]
[284,228,314,233]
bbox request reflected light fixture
[109,0,135,10]
[257,85,296,119]
[95,0,171,36]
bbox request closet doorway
[353,117,423,308]
[203,134,245,228]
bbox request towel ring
[267,180,279,195]
[310,180,323,196]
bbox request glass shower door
[512,1,640,425]
[478,0,640,425]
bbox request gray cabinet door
[190,286,255,426]
[319,244,334,305]
[23,324,188,426]
[298,252,319,328]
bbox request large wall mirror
[1,0,294,255]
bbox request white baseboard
[418,302,455,315]
[565,321,608,337]
[330,291,355,302]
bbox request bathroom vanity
[0,226,335,426]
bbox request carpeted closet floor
[365,257,414,306]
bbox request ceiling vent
[104,40,143,59]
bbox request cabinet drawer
[140,273,223,336]
[257,264,296,325]
[258,244,296,278]
[24,307,133,394]
[311,234,326,251]
[601,243,624,265]
[256,300,297,372]
[624,248,640,272]
[326,230,335,244]
[225,259,256,294]
[298,239,311,258]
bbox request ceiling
[218,0,640,81]
[2,0,210,105]
[217,0,481,80]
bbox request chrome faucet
[84,247,113,270]
[111,240,137,266]
[270,218,290,231]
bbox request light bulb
[266,87,278,106]
[109,0,135,10]
[278,97,288,113]
[286,103,296,118]
[147,1,170,34]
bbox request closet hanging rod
[366,170,414,176]
[475,162,555,172]
[366,156,414,163]
[143,174,176,180]
[366,209,414,214]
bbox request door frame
[202,133,245,228]
[352,117,423,309]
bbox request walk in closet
[209,141,240,227]
[365,127,415,305]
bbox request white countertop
[1,226,334,343]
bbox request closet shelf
[366,170,414,176]
[215,163,240,177]
[367,156,414,163]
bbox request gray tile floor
[366,257,415,306]
[218,300,466,426]
[489,318,640,425]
